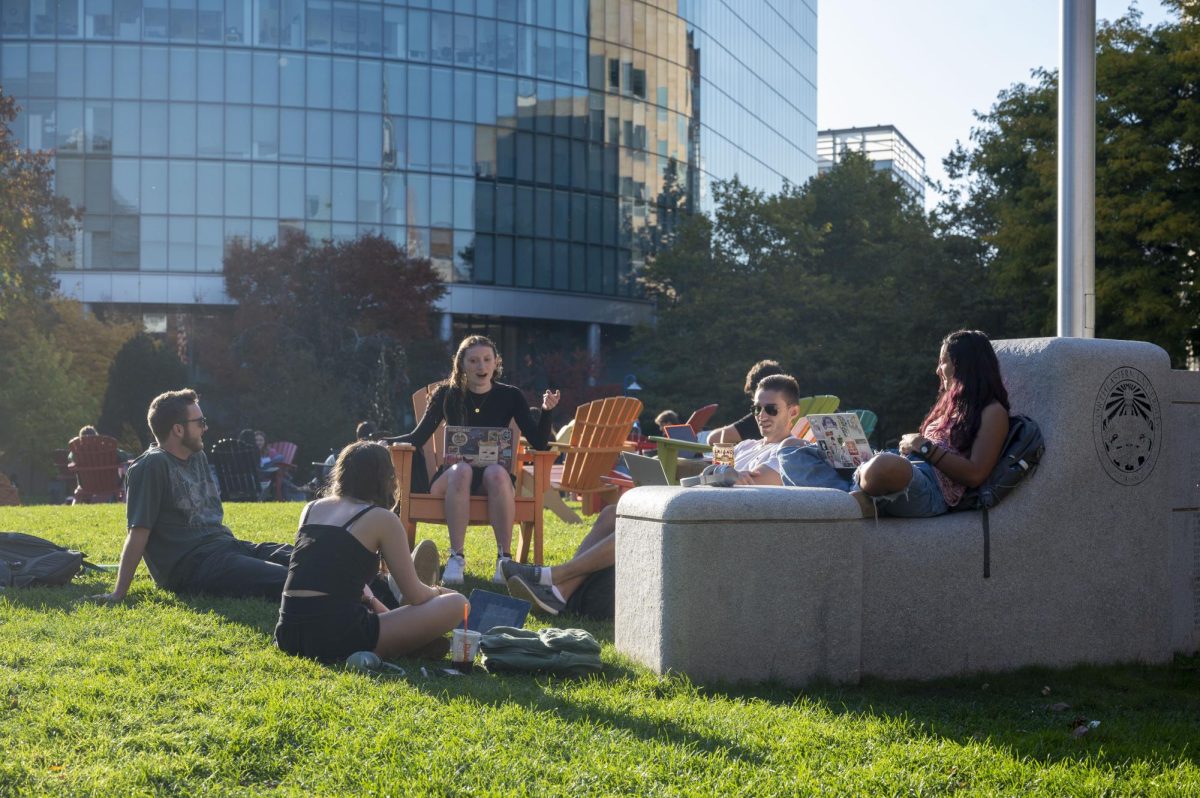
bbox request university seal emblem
[1093,366,1161,486]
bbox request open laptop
[807,413,874,469]
[443,426,514,471]
[621,452,671,487]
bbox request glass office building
[0,0,816,350]
[817,125,924,204]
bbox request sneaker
[442,553,465,585]
[500,558,545,585]
[492,554,512,584]
[412,539,440,587]
[506,575,564,616]
[385,572,404,606]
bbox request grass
[2,503,1199,796]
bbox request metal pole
[1058,0,1096,337]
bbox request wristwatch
[916,440,935,461]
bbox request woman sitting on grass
[274,441,467,663]
[782,329,1010,517]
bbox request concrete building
[0,0,817,360]
[818,124,924,203]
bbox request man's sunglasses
[751,403,781,417]
[183,417,209,428]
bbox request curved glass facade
[0,0,816,321]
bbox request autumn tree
[0,87,75,318]
[939,3,1200,364]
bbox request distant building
[817,125,924,203]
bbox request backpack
[0,532,90,589]
[948,415,1045,578]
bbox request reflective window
[307,54,331,106]
[225,162,251,215]
[279,165,304,218]
[407,8,427,60]
[253,106,278,158]
[85,45,112,97]
[197,103,223,156]
[407,118,429,169]
[169,217,194,271]
[332,58,356,110]
[358,114,380,167]
[253,163,278,217]
[170,0,197,41]
[430,120,452,171]
[169,102,196,156]
[306,110,330,160]
[225,106,251,159]
[358,60,381,114]
[332,112,354,164]
[253,52,278,105]
[140,101,167,155]
[197,161,222,214]
[407,172,428,226]
[357,170,379,224]
[305,0,329,49]
[407,64,429,117]
[140,215,167,269]
[169,160,195,214]
[331,2,354,52]
[431,67,452,119]
[280,108,304,158]
[514,237,531,287]
[430,174,452,228]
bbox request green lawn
[2,503,1198,796]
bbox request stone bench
[615,337,1200,686]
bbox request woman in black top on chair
[274,441,466,663]
[399,335,560,586]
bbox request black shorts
[564,566,615,621]
[274,595,381,663]
[432,464,517,496]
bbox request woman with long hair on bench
[783,329,1010,517]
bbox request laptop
[661,424,704,458]
[466,589,530,633]
[621,452,671,487]
[443,426,514,471]
[807,413,874,469]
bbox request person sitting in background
[654,409,680,435]
[503,374,802,616]
[709,360,786,444]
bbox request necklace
[466,389,490,416]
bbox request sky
[817,0,1177,208]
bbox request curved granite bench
[615,337,1200,686]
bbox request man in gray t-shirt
[93,389,294,602]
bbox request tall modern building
[817,125,924,204]
[0,0,817,358]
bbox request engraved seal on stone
[1093,366,1160,486]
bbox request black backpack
[949,415,1045,578]
[0,532,92,589]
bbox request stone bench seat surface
[614,337,1197,687]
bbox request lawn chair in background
[391,390,557,564]
[850,409,879,440]
[528,396,643,517]
[0,473,19,506]
[210,438,262,502]
[266,441,299,500]
[789,395,841,439]
[67,435,124,503]
[685,403,718,434]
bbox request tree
[634,154,982,444]
[939,4,1200,364]
[98,334,188,448]
[0,87,76,318]
[195,230,448,460]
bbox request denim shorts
[853,455,948,518]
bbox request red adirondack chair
[685,403,719,434]
[68,435,124,503]
[0,473,19,506]
[266,441,299,500]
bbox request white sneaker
[442,553,465,585]
[492,555,512,584]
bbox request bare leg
[373,592,469,658]
[551,505,616,601]
[482,464,515,554]
[857,453,913,496]
[429,463,472,552]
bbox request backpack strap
[982,507,991,579]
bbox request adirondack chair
[390,388,557,564]
[210,438,262,502]
[265,441,299,500]
[650,395,842,484]
[0,473,19,506]
[67,434,124,503]
[850,409,879,440]
[529,396,644,516]
[685,403,718,434]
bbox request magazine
[807,413,874,469]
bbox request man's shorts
[564,566,615,621]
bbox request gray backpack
[0,532,89,588]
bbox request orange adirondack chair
[531,396,643,516]
[390,385,556,564]
[68,434,124,503]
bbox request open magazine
[807,413,874,469]
[444,426,514,471]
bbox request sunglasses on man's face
[751,403,780,417]
[183,417,209,428]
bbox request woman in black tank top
[397,335,561,586]
[273,442,467,663]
